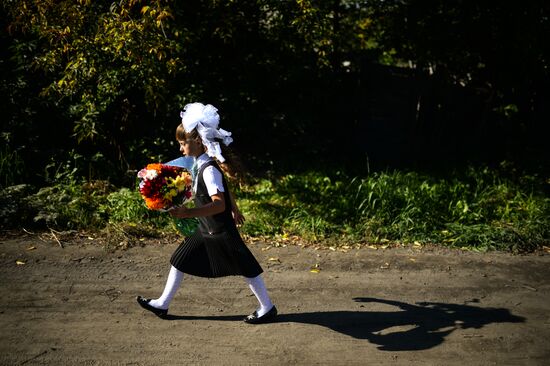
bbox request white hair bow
[180,102,233,163]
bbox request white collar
[195,153,212,170]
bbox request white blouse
[194,153,225,196]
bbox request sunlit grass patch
[2,164,548,252]
[235,166,549,252]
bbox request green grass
[2,164,548,252]
[235,166,549,252]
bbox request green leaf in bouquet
[173,217,199,237]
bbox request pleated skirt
[170,229,263,278]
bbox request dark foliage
[0,1,548,188]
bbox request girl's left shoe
[244,305,278,324]
[136,296,169,319]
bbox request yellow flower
[164,188,178,200]
[172,175,188,191]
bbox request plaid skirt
[170,229,263,278]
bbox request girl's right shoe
[136,296,168,319]
[244,305,278,324]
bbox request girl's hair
[175,123,201,142]
[175,124,250,185]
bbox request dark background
[1,1,549,187]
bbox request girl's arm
[168,192,225,219]
[228,189,245,226]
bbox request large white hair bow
[180,102,233,163]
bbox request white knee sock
[149,265,184,310]
[245,275,274,317]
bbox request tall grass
[236,166,549,252]
[2,164,548,252]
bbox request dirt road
[1,233,549,365]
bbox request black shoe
[244,305,278,324]
[136,296,168,319]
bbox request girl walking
[137,103,277,324]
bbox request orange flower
[145,197,166,210]
[146,163,163,172]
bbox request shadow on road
[164,297,525,351]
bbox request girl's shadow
[165,297,525,351]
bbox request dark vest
[194,160,235,235]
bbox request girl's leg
[148,265,184,310]
[245,275,274,317]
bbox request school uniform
[138,104,276,323]
[170,154,263,278]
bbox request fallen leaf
[543,246,550,253]
[16,260,26,265]
[380,262,390,269]
[413,241,422,247]
[379,244,389,249]
[367,245,378,250]
[310,263,321,272]
[261,246,272,251]
[329,247,336,251]
[26,246,36,251]
[268,257,280,263]
[409,258,416,262]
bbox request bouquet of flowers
[137,163,198,235]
